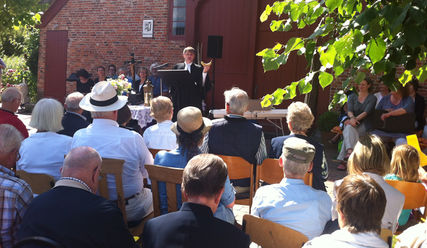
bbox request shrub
[317,111,339,132]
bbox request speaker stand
[210,58,216,111]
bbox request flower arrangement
[107,74,132,95]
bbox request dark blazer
[58,111,89,137]
[270,134,328,191]
[142,202,250,248]
[17,186,137,248]
[415,93,425,131]
[171,63,211,115]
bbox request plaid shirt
[0,166,33,248]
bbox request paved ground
[16,112,347,225]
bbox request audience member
[252,137,332,240]
[270,101,328,191]
[58,92,89,137]
[0,87,29,138]
[143,154,250,248]
[337,78,377,170]
[17,98,72,180]
[155,106,235,223]
[333,134,404,233]
[0,124,32,248]
[133,67,149,93]
[72,81,153,222]
[76,69,95,94]
[372,84,415,146]
[94,65,107,84]
[117,104,142,135]
[408,79,425,133]
[148,63,169,97]
[201,87,267,193]
[17,147,137,248]
[107,64,117,79]
[374,82,390,107]
[395,222,427,248]
[143,96,177,150]
[385,144,420,226]
[304,174,388,248]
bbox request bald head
[62,147,102,192]
[1,87,21,113]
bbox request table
[128,105,154,129]
[210,109,288,135]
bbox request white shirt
[71,119,153,199]
[142,120,177,150]
[303,229,388,248]
[17,132,72,180]
[332,172,404,233]
[184,62,208,85]
[251,178,332,240]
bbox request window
[169,0,186,39]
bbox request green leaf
[260,4,272,22]
[272,43,283,51]
[356,7,377,26]
[366,38,386,63]
[261,94,273,107]
[304,40,316,68]
[285,81,299,99]
[298,79,312,94]
[270,20,285,32]
[403,25,427,49]
[398,70,413,86]
[272,88,286,105]
[334,65,344,76]
[319,46,337,68]
[354,71,366,84]
[319,72,334,88]
[416,65,427,83]
[326,0,343,12]
[272,1,289,16]
[284,37,304,54]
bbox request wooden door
[45,30,68,102]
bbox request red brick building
[38,0,330,115]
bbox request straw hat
[79,81,127,112]
[171,106,212,135]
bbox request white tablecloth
[128,105,153,128]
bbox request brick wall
[38,0,186,99]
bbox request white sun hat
[79,81,127,112]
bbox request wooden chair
[242,214,308,248]
[255,158,313,191]
[406,134,427,167]
[217,155,254,208]
[15,170,55,195]
[145,164,184,217]
[149,149,163,159]
[98,158,153,237]
[380,228,393,246]
[385,180,427,218]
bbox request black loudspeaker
[207,36,223,59]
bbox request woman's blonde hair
[30,98,64,132]
[150,96,173,122]
[348,135,390,176]
[390,144,419,182]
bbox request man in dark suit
[172,47,211,117]
[270,101,328,191]
[58,92,90,137]
[142,154,250,248]
[17,147,137,248]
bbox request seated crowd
[1,78,427,248]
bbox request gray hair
[0,124,23,154]
[65,92,84,112]
[224,87,249,115]
[283,157,310,177]
[91,111,114,118]
[30,98,64,132]
[287,101,314,132]
[1,87,22,103]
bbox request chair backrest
[385,180,427,216]
[13,236,64,248]
[380,228,393,246]
[242,214,308,248]
[98,158,127,222]
[149,149,162,159]
[406,134,427,167]
[217,155,254,207]
[256,158,313,191]
[15,170,55,195]
[145,164,184,217]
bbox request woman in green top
[337,78,377,170]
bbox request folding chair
[98,158,153,237]
[217,155,254,208]
[242,214,308,248]
[145,164,184,217]
[406,134,427,167]
[15,170,55,195]
[385,180,427,219]
[255,158,313,191]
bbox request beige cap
[282,137,315,163]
